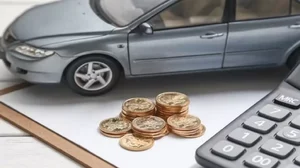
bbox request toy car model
[1,0,300,96]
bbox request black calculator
[195,63,300,168]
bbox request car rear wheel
[65,56,121,96]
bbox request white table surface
[0,67,289,168]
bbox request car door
[224,0,300,68]
[128,0,228,75]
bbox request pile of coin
[167,114,206,138]
[120,98,156,121]
[131,116,169,139]
[155,92,190,120]
[99,117,132,138]
[99,92,206,151]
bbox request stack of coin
[120,98,156,121]
[99,117,132,138]
[131,116,169,139]
[167,114,206,138]
[155,92,190,120]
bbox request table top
[0,68,288,168]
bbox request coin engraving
[132,116,166,132]
[119,134,154,151]
[100,117,131,134]
[123,98,155,113]
[167,114,201,131]
[156,92,189,106]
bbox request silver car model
[1,0,300,96]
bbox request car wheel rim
[74,61,113,91]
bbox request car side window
[292,0,300,15]
[148,0,225,30]
[236,0,290,21]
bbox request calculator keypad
[244,152,279,168]
[286,165,300,168]
[227,128,261,147]
[258,104,290,122]
[274,94,300,109]
[291,115,300,129]
[205,93,300,167]
[211,140,245,160]
[243,116,276,134]
[260,139,294,159]
[275,126,300,145]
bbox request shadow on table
[12,67,289,106]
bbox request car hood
[9,0,116,41]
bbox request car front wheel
[65,56,121,96]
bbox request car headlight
[15,45,55,58]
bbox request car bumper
[3,51,72,84]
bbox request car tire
[65,55,121,96]
[287,49,300,69]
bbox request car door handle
[200,33,224,39]
[289,24,300,29]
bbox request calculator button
[260,139,294,159]
[244,152,279,168]
[275,127,300,145]
[258,104,290,122]
[243,116,276,134]
[211,140,245,160]
[291,116,300,129]
[274,94,300,109]
[227,128,261,147]
[295,155,300,165]
[286,164,299,168]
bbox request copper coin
[156,92,190,107]
[132,116,166,133]
[119,134,154,151]
[122,98,155,113]
[180,125,206,138]
[99,117,131,134]
[167,114,201,131]
[100,130,125,138]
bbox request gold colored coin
[167,114,201,131]
[122,98,155,113]
[122,109,155,117]
[171,127,201,136]
[119,134,154,151]
[99,117,131,134]
[100,131,125,138]
[179,125,206,138]
[156,92,190,107]
[132,116,166,133]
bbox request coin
[167,114,201,131]
[122,98,155,113]
[179,125,206,138]
[132,116,166,133]
[134,128,169,139]
[100,130,125,138]
[171,127,201,136]
[132,126,168,136]
[156,92,190,107]
[99,117,131,135]
[119,134,154,151]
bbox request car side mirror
[139,23,153,35]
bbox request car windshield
[98,0,168,26]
